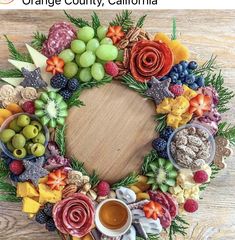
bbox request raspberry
[184,199,198,213]
[97,180,110,196]
[45,218,56,232]
[169,84,184,96]
[160,127,174,141]
[59,89,73,100]
[36,210,49,224]
[43,203,54,217]
[22,101,35,114]
[67,78,79,92]
[104,62,119,77]
[50,74,68,89]
[152,138,167,152]
[193,170,208,184]
[9,160,25,175]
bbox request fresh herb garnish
[141,150,159,175]
[80,75,112,90]
[171,17,177,40]
[111,172,138,190]
[55,125,66,156]
[217,122,235,145]
[0,68,23,78]
[155,114,167,132]
[110,10,134,32]
[136,14,147,28]
[31,31,47,51]
[91,11,101,36]
[64,10,90,28]
[168,215,189,240]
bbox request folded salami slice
[163,192,179,219]
[130,40,173,83]
[158,206,172,228]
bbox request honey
[99,200,128,229]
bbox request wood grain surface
[0,9,235,240]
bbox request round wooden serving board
[66,81,156,183]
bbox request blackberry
[36,210,48,224]
[43,203,53,217]
[152,138,167,152]
[10,173,20,182]
[45,218,56,232]
[160,127,174,141]
[59,89,73,100]
[158,149,169,159]
[50,74,68,89]
[67,78,79,92]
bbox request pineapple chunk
[22,197,41,213]
[38,183,62,204]
[17,182,39,198]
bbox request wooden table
[0,10,235,240]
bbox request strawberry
[106,26,125,44]
[9,160,25,175]
[97,181,110,196]
[46,169,67,190]
[46,56,65,75]
[104,62,119,77]
[143,201,163,220]
[188,94,211,117]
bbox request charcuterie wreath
[0,10,234,240]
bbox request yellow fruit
[167,114,182,129]
[136,192,150,201]
[137,175,148,183]
[38,183,62,204]
[6,103,23,114]
[134,182,150,192]
[129,185,142,194]
[22,197,41,213]
[17,182,39,198]
[183,85,197,100]
[154,32,171,45]
[171,96,189,116]
[156,98,172,114]
[0,109,12,119]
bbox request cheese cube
[22,197,41,213]
[17,182,39,198]
[38,183,62,204]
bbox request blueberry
[189,83,199,90]
[175,80,183,85]
[188,61,198,70]
[160,76,169,81]
[173,64,183,73]
[179,70,188,80]
[196,76,205,87]
[185,74,196,84]
[169,73,179,83]
[179,60,188,70]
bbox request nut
[87,190,97,201]
[108,190,117,199]
[83,175,90,184]
[82,182,92,192]
[96,195,108,203]
[62,184,78,198]
[79,189,87,195]
[117,39,129,49]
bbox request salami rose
[53,193,95,238]
[42,22,76,58]
[130,40,173,83]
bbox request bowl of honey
[95,199,132,237]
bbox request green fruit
[32,132,46,144]
[71,40,86,54]
[116,50,124,62]
[77,26,95,42]
[75,54,82,67]
[64,62,79,79]
[7,141,15,152]
[79,68,92,82]
[13,148,27,159]
[30,121,42,132]
[146,157,177,192]
[31,143,45,157]
[96,44,118,61]
[91,63,105,81]
[86,38,100,52]
[12,134,26,149]
[0,129,15,143]
[17,115,30,127]
[100,37,113,45]
[9,119,22,132]
[79,51,96,68]
[97,26,108,40]
[59,49,75,63]
[23,125,39,139]
[25,142,34,155]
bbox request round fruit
[25,142,34,155]
[91,63,105,81]
[6,141,15,152]
[12,134,26,149]
[75,54,82,67]
[100,37,113,45]
[71,39,86,54]
[31,143,46,157]
[58,49,75,63]
[22,125,39,139]
[96,44,118,61]
[22,101,35,114]
[17,115,30,127]
[0,129,15,143]
[9,119,22,132]
[30,121,42,132]
[63,62,79,79]
[97,26,108,40]
[32,132,46,144]
[9,160,24,175]
[77,26,95,42]
[86,38,100,52]
[13,148,27,159]
[79,51,96,68]
[79,68,92,82]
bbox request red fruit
[169,84,184,96]
[46,168,67,190]
[46,56,65,75]
[143,201,163,220]
[188,94,211,117]
[184,199,198,213]
[193,170,208,184]
[104,62,119,77]
[97,180,110,196]
[9,160,25,175]
[106,26,125,44]
[22,101,35,114]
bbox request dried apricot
[154,32,171,45]
[6,103,23,114]
[0,109,12,119]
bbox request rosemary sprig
[0,68,23,78]
[136,15,147,28]
[66,89,85,109]
[64,11,90,28]
[89,170,100,187]
[4,35,33,63]
[0,180,21,202]
[110,10,134,32]
[155,114,167,132]
[91,11,101,36]
[217,122,235,145]
[111,172,138,190]
[55,125,66,156]
[141,150,159,175]
[80,75,112,90]
[171,17,177,40]
[0,160,9,179]
[137,235,161,240]
[31,31,47,51]
[121,74,148,95]
[193,55,218,76]
[168,215,189,240]
[204,71,235,113]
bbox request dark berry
[50,74,68,89]
[67,78,79,92]
[45,218,56,232]
[188,83,199,90]
[10,173,20,182]
[173,64,183,73]
[185,74,196,84]
[147,81,152,88]
[160,76,169,81]
[36,210,49,224]
[169,73,179,83]
[160,127,174,141]
[158,149,169,159]
[179,60,188,70]
[59,89,73,100]
[175,81,183,86]
[43,203,54,217]
[179,70,188,80]
[196,76,205,87]
[188,61,198,70]
[152,138,167,152]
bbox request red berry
[193,170,208,184]
[104,62,119,77]
[22,101,35,114]
[169,84,184,96]
[97,180,110,196]
[184,199,198,213]
[9,160,25,175]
